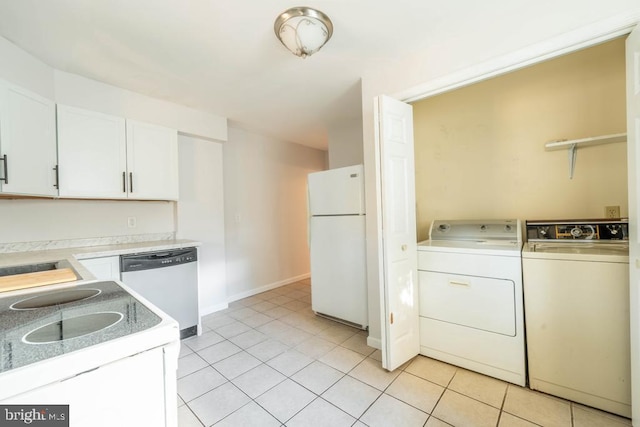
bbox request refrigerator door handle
[307,184,311,248]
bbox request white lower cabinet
[79,256,120,281]
[6,347,168,427]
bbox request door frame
[393,14,638,103]
[371,9,640,423]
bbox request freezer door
[310,215,368,327]
[308,165,365,215]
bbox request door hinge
[390,312,394,325]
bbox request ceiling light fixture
[274,7,333,58]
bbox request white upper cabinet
[57,105,128,199]
[0,81,57,196]
[57,105,179,201]
[126,120,179,200]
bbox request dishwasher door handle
[146,250,192,259]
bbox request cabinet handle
[449,280,470,287]
[1,155,7,184]
[129,172,133,193]
[53,165,59,189]
[122,171,126,193]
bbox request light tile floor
[177,279,631,427]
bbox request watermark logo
[0,406,68,426]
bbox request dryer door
[419,271,516,336]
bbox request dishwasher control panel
[120,247,198,272]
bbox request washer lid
[418,239,523,256]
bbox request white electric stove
[417,219,526,386]
[0,280,180,427]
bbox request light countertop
[0,239,200,296]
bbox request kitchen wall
[327,117,364,169]
[223,126,326,301]
[54,71,227,142]
[327,82,364,169]
[0,199,174,243]
[176,135,226,315]
[413,38,627,241]
[0,36,54,99]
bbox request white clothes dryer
[417,219,526,386]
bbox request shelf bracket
[568,143,577,179]
[544,132,626,179]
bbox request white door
[57,105,127,199]
[126,120,179,200]
[6,347,166,427]
[0,82,57,196]
[626,24,640,427]
[376,95,419,371]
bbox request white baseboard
[226,273,311,303]
[367,336,381,350]
[200,301,229,316]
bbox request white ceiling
[0,1,637,150]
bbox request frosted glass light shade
[274,7,333,58]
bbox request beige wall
[412,38,627,241]
[223,126,327,301]
[176,135,226,315]
[327,117,364,169]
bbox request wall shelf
[544,132,627,179]
[545,132,627,150]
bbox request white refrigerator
[308,164,368,328]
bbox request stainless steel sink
[0,262,57,277]
[23,312,123,344]
[0,260,76,277]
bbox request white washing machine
[417,219,526,386]
[522,219,631,417]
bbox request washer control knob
[505,225,512,232]
[480,225,487,231]
[570,227,583,237]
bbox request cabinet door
[4,347,167,427]
[0,81,57,196]
[57,105,127,199]
[79,256,120,281]
[126,120,179,200]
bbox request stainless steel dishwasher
[121,247,198,339]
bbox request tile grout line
[494,382,509,427]
[182,284,366,426]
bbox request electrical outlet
[605,206,620,218]
[127,216,137,228]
